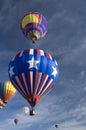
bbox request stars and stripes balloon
[8,49,59,114]
[20,12,48,43]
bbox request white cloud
[0,91,86,130]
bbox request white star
[9,67,15,77]
[27,57,40,69]
[51,66,58,77]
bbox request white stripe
[20,51,24,57]
[38,75,49,95]
[40,79,53,96]
[12,80,25,97]
[40,50,44,56]
[50,55,52,60]
[34,72,42,94]
[29,49,34,55]
[12,56,15,61]
[15,76,26,95]
[55,60,58,65]
[30,72,33,94]
[22,73,29,94]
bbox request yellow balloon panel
[21,14,39,28]
[5,81,16,101]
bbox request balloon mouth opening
[31,36,37,43]
[25,94,41,106]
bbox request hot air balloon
[8,49,59,115]
[20,12,48,43]
[0,81,16,106]
[55,124,58,128]
[14,119,18,125]
[23,106,29,115]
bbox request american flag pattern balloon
[8,49,59,107]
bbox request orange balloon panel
[5,81,16,101]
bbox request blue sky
[0,0,86,130]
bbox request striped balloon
[0,81,16,105]
[8,49,59,107]
[20,12,48,43]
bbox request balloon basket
[29,107,35,116]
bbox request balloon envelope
[8,49,59,107]
[20,12,48,43]
[55,124,58,128]
[23,106,29,115]
[0,81,16,103]
[14,119,18,125]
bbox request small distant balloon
[14,119,18,125]
[23,106,29,115]
[20,12,48,43]
[55,124,58,128]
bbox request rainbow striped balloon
[20,12,48,43]
[0,81,16,106]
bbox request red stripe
[12,79,25,97]
[27,72,31,94]
[19,74,28,95]
[16,52,21,58]
[37,74,47,94]
[26,98,35,107]
[41,80,54,96]
[34,72,40,94]
[23,26,27,33]
[37,49,41,55]
[46,52,51,58]
[26,49,30,55]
